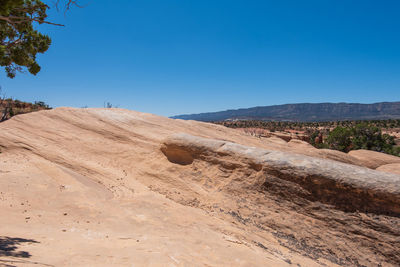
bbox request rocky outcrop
[348,149,400,169]
[377,163,400,175]
[162,133,400,216]
[1,108,398,266]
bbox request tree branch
[0,1,84,27]
[0,15,65,27]
[56,0,83,13]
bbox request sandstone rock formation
[0,108,399,266]
[348,149,400,169]
[377,163,400,175]
[161,133,400,216]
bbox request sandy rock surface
[348,149,400,169]
[0,108,399,266]
[161,133,400,216]
[377,163,400,175]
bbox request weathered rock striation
[1,108,399,266]
[162,133,400,216]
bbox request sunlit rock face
[0,108,399,266]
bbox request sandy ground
[0,108,399,266]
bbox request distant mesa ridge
[171,102,400,122]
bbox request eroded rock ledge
[161,133,400,216]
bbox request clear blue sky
[1,0,399,116]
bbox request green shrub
[326,123,397,155]
[326,127,352,152]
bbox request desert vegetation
[0,96,51,122]
[216,119,400,156]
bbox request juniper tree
[0,0,79,78]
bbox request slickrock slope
[161,133,400,216]
[1,108,399,266]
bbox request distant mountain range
[172,102,400,122]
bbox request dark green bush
[326,127,352,152]
[326,123,397,156]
